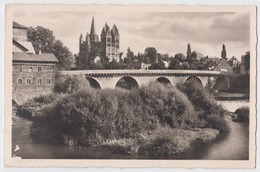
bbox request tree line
[28,26,250,72]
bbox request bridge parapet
[61,70,222,76]
[60,70,227,89]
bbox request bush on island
[32,81,202,145]
[234,106,249,123]
[176,79,229,133]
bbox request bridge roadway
[61,70,225,89]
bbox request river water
[12,100,249,160]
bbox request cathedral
[78,16,120,67]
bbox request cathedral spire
[79,33,84,43]
[90,16,95,36]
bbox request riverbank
[214,92,249,101]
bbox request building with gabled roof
[213,58,233,73]
[12,21,58,105]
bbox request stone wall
[13,62,56,105]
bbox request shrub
[54,74,91,94]
[138,127,190,156]
[17,93,65,119]
[234,106,249,123]
[206,114,230,133]
[31,82,204,146]
[137,82,198,129]
[176,79,225,116]
[176,80,229,133]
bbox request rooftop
[13,21,28,29]
[13,52,58,63]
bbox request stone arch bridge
[61,70,233,90]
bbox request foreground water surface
[12,100,249,159]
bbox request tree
[190,51,199,62]
[28,26,75,70]
[149,60,166,69]
[168,59,181,69]
[244,51,250,71]
[221,44,227,60]
[144,47,157,63]
[126,47,135,63]
[143,56,151,64]
[162,54,170,61]
[174,53,185,62]
[186,43,191,61]
[52,40,75,70]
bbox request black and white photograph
[4,4,257,168]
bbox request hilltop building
[12,22,58,105]
[78,17,120,68]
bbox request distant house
[140,62,151,70]
[162,60,169,68]
[12,22,58,105]
[213,58,233,73]
[93,55,101,63]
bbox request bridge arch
[184,75,204,87]
[214,76,230,91]
[115,76,139,89]
[85,76,101,89]
[154,76,172,86]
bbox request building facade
[12,22,58,105]
[78,17,120,68]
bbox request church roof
[13,52,58,63]
[13,21,28,29]
[111,24,119,36]
[101,22,110,35]
[90,16,96,36]
[85,32,90,40]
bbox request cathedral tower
[101,23,120,61]
[89,16,99,47]
[78,16,120,68]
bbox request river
[12,100,249,160]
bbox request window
[46,79,51,85]
[37,78,42,85]
[17,79,22,85]
[28,67,33,72]
[19,67,22,72]
[107,37,111,42]
[26,78,32,85]
[38,67,42,72]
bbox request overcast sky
[13,11,250,60]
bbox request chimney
[38,50,41,55]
